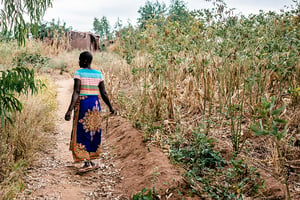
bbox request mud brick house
[68,31,100,51]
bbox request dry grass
[0,76,57,199]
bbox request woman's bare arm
[65,79,81,121]
[98,81,114,114]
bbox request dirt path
[15,76,186,200]
[16,78,123,199]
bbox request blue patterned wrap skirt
[70,95,102,162]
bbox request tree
[168,0,190,23]
[93,16,111,40]
[101,16,111,39]
[36,19,72,41]
[137,0,167,28]
[114,17,123,31]
[93,17,101,36]
[0,0,53,45]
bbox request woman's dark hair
[79,51,93,66]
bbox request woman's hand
[65,110,72,121]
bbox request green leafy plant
[171,132,226,170]
[137,0,167,29]
[225,159,264,197]
[194,159,264,200]
[132,187,159,200]
[13,51,50,69]
[0,67,43,125]
[251,96,290,199]
[251,96,287,140]
[168,0,192,26]
[171,129,264,199]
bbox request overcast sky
[43,0,296,32]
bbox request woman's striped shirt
[74,68,103,96]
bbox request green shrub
[171,132,226,171]
[132,187,159,200]
[12,51,50,69]
[170,130,264,199]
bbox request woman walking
[65,51,114,172]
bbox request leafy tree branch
[0,67,43,125]
[0,0,53,45]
